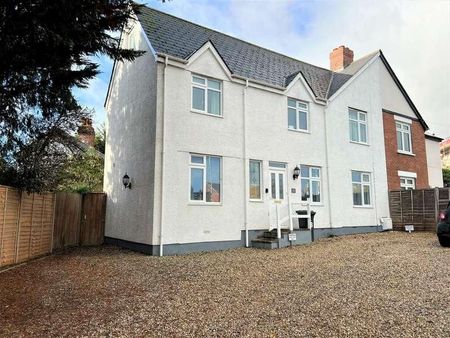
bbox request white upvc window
[300,165,321,204]
[400,177,415,190]
[189,154,221,203]
[396,121,412,153]
[352,171,371,207]
[249,160,262,200]
[191,75,222,116]
[288,98,309,132]
[349,108,368,144]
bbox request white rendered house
[104,6,431,255]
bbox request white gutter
[159,55,168,257]
[243,79,249,247]
[323,103,333,228]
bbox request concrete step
[251,229,312,249]
[251,238,279,250]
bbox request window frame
[249,159,263,201]
[287,98,309,132]
[348,108,368,144]
[351,171,372,207]
[400,177,416,190]
[189,154,222,205]
[300,165,322,205]
[191,74,223,117]
[396,121,413,154]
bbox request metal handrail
[270,201,311,239]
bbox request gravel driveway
[1,232,449,337]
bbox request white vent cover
[380,217,393,231]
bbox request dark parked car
[437,201,450,247]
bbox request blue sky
[73,0,450,138]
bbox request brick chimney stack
[330,45,354,71]
[78,118,95,147]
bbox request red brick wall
[383,112,428,190]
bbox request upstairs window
[400,177,415,190]
[349,108,367,144]
[396,122,412,153]
[300,165,321,204]
[190,154,221,203]
[288,98,308,132]
[352,171,371,206]
[192,75,222,116]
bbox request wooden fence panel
[0,188,20,266]
[53,193,82,249]
[39,194,54,255]
[0,187,6,262]
[389,188,450,232]
[80,193,106,246]
[16,193,34,263]
[0,186,106,268]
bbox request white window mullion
[202,158,207,202]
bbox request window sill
[191,109,223,118]
[353,205,373,209]
[397,151,415,157]
[249,199,264,203]
[188,202,222,206]
[350,141,370,146]
[301,201,323,206]
[288,128,310,134]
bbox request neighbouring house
[103,6,435,255]
[441,138,450,169]
[77,118,96,147]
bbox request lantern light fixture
[293,166,300,180]
[122,173,132,189]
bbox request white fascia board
[327,52,381,102]
[104,20,157,108]
[185,41,233,80]
[398,170,417,178]
[284,71,321,104]
[138,21,157,58]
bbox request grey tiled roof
[136,6,375,101]
[327,73,353,98]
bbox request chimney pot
[330,45,354,71]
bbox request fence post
[14,191,23,264]
[434,187,439,221]
[422,190,425,231]
[27,194,35,260]
[399,191,403,228]
[410,189,414,228]
[50,194,56,252]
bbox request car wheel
[438,236,450,247]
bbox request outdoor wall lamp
[122,173,132,189]
[293,166,300,180]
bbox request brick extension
[383,111,429,190]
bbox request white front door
[268,169,288,230]
[269,170,286,202]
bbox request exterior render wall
[151,48,390,248]
[104,22,157,244]
[326,58,390,227]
